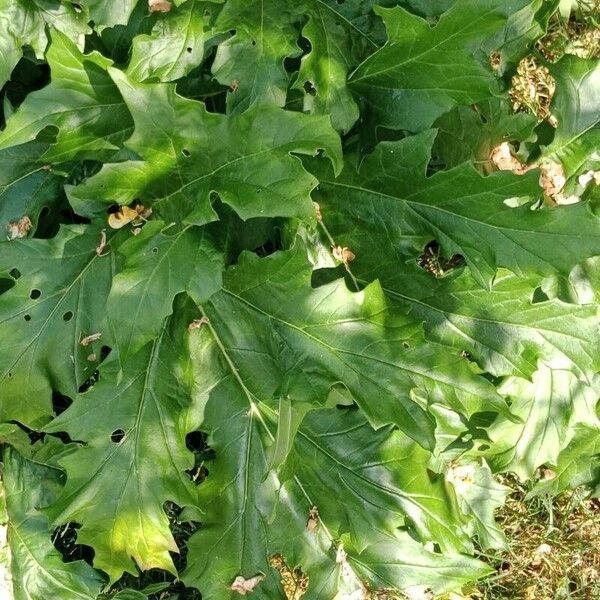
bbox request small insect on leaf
[332,245,355,265]
[306,506,319,533]
[108,204,151,230]
[148,0,171,12]
[80,333,102,347]
[230,573,265,595]
[230,79,240,92]
[7,216,32,240]
[269,554,309,600]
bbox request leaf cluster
[1,1,600,599]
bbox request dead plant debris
[509,57,556,124]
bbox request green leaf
[44,296,199,583]
[78,0,138,30]
[0,422,37,459]
[313,129,600,286]
[0,225,119,427]
[527,424,600,496]
[3,446,103,600]
[68,70,342,224]
[544,56,600,177]
[211,0,302,113]
[106,220,223,366]
[196,245,513,448]
[127,0,221,83]
[180,327,279,599]
[0,141,66,232]
[285,409,472,554]
[295,1,376,133]
[487,364,598,480]
[377,266,600,382]
[433,98,537,169]
[348,0,522,131]
[484,0,559,71]
[0,0,90,88]
[0,30,133,162]
[112,590,148,600]
[349,533,491,597]
[183,392,490,597]
[447,459,510,550]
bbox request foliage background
[0,0,599,598]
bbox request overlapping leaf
[44,297,199,583]
[527,424,600,496]
[433,98,537,169]
[0,140,66,230]
[487,364,598,479]
[3,446,103,600]
[127,0,222,83]
[0,30,133,162]
[295,1,376,133]
[0,225,119,426]
[2,0,600,597]
[183,370,490,598]
[0,0,90,89]
[69,70,341,224]
[197,246,512,448]
[348,0,524,131]
[211,0,301,113]
[78,0,139,30]
[544,55,600,177]
[106,220,223,365]
[370,266,600,382]
[312,129,600,286]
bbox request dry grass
[538,19,600,62]
[471,478,600,600]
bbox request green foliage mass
[0,0,599,598]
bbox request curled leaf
[332,245,355,264]
[80,333,102,346]
[188,316,210,331]
[148,0,171,12]
[306,506,319,533]
[108,204,151,229]
[490,143,528,175]
[7,216,32,240]
[230,573,265,595]
[313,202,322,222]
[96,229,109,256]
